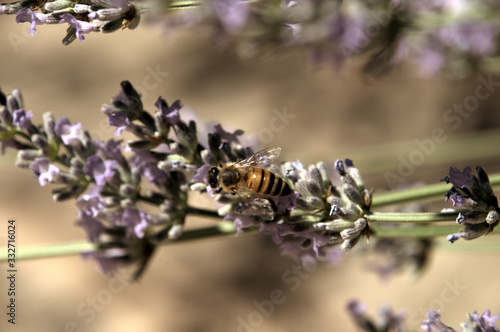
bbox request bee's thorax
[221,167,240,188]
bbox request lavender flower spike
[443,166,500,243]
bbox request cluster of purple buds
[442,166,499,243]
[0,0,141,44]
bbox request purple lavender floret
[54,117,82,145]
[29,157,60,186]
[15,7,47,35]
[155,97,181,126]
[12,109,34,130]
[83,155,118,187]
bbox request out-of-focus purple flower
[225,213,255,236]
[83,155,118,187]
[463,310,500,332]
[101,81,143,136]
[155,97,181,126]
[12,109,33,129]
[134,215,149,238]
[279,236,341,266]
[259,221,293,244]
[106,109,131,136]
[416,43,446,77]
[15,7,47,35]
[325,13,370,67]
[29,157,60,186]
[346,300,375,332]
[95,139,127,165]
[366,237,433,281]
[142,161,168,186]
[213,124,244,144]
[347,300,407,332]
[54,117,82,145]
[193,164,211,185]
[127,149,168,186]
[212,0,249,34]
[81,251,119,276]
[379,304,408,331]
[272,191,298,214]
[77,185,105,218]
[112,207,151,238]
[421,311,456,332]
[295,231,330,257]
[77,214,105,243]
[58,14,95,43]
[421,309,500,332]
[437,22,497,57]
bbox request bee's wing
[235,147,281,168]
[235,189,275,221]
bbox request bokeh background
[1,10,500,332]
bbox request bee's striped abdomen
[246,167,292,197]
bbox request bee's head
[208,166,220,189]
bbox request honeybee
[207,147,292,221]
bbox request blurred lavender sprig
[346,301,500,332]
[421,309,500,332]
[347,299,407,332]
[2,0,500,75]
[1,81,500,279]
[0,0,143,44]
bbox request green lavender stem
[372,173,500,207]
[1,222,242,261]
[372,224,500,238]
[366,211,459,223]
[2,173,500,262]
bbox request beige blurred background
[1,12,500,332]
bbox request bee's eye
[208,167,219,188]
